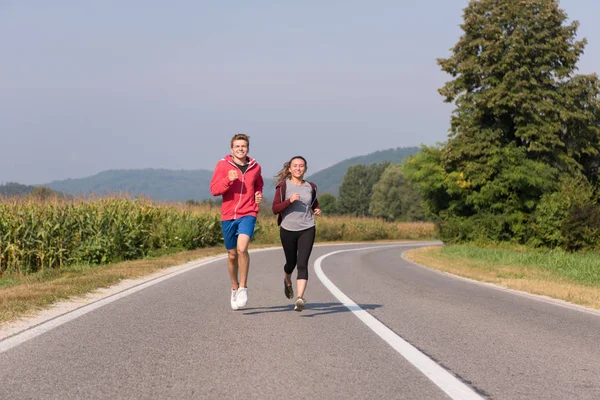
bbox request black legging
[279,226,316,280]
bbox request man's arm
[209,162,233,196]
[255,166,264,195]
[253,167,264,205]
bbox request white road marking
[314,244,484,400]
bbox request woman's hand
[313,208,322,216]
[289,193,300,203]
[255,191,262,204]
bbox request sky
[1,1,600,185]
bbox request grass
[404,244,600,310]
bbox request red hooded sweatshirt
[209,154,264,221]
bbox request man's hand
[289,193,300,203]
[313,208,322,216]
[255,191,262,204]
[228,170,238,181]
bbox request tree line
[401,0,600,252]
[316,162,426,222]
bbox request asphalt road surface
[1,242,599,399]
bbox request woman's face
[288,158,306,179]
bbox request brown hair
[230,133,250,148]
[274,156,308,183]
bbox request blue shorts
[221,216,257,250]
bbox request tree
[403,145,451,221]
[407,0,600,245]
[318,193,338,215]
[337,162,389,216]
[0,182,34,196]
[30,186,60,201]
[369,163,425,221]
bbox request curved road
[1,242,599,399]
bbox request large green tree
[406,0,600,244]
[337,163,389,216]
[369,163,425,221]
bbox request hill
[4,146,422,202]
[0,182,71,199]
[307,146,420,196]
[0,182,37,196]
[44,169,215,202]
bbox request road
[1,242,599,399]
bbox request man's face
[231,140,249,160]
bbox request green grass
[441,244,600,286]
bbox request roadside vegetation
[403,0,600,312]
[405,245,600,310]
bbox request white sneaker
[230,289,239,310]
[294,296,305,312]
[236,287,248,308]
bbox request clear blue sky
[1,0,599,184]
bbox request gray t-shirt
[280,179,316,231]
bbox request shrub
[561,203,600,251]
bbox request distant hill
[44,169,215,202]
[0,182,69,199]
[307,146,420,196]
[4,147,422,202]
[0,182,37,196]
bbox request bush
[561,203,600,251]
[527,191,570,248]
[439,213,523,245]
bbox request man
[210,133,263,310]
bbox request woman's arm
[311,197,320,212]
[272,185,291,214]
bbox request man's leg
[222,219,241,310]
[234,216,256,308]
[236,234,251,288]
[235,216,257,289]
[222,219,240,290]
[227,248,239,290]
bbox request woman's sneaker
[284,279,294,299]
[231,289,239,310]
[294,296,305,312]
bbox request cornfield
[1,195,437,276]
[0,196,222,274]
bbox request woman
[272,156,321,311]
